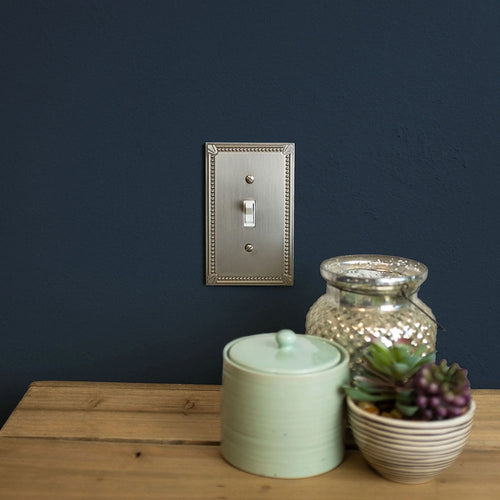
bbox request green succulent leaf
[362,363,394,385]
[391,362,411,379]
[392,344,408,363]
[395,401,419,417]
[366,354,392,378]
[405,352,435,378]
[355,375,394,389]
[343,386,394,402]
[395,388,414,397]
[369,342,393,365]
[353,379,389,394]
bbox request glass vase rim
[319,254,428,294]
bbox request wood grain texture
[0,438,498,500]
[467,389,500,450]
[1,382,221,443]
[0,382,499,499]
[1,383,497,448]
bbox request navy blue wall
[2,1,499,422]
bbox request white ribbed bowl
[347,396,475,484]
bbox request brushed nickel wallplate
[205,142,294,286]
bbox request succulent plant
[414,360,471,420]
[344,341,435,418]
[344,341,472,421]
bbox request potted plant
[344,341,475,484]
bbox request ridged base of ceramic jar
[221,340,349,478]
[347,396,475,484]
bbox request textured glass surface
[306,255,437,373]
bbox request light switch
[206,143,294,286]
[243,200,255,227]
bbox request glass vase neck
[326,284,414,309]
[320,254,428,297]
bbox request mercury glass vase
[305,255,437,374]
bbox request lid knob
[276,329,296,350]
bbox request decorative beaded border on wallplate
[205,143,294,286]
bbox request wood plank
[2,383,498,450]
[467,389,500,450]
[0,411,220,444]
[14,381,221,413]
[0,382,221,444]
[0,438,498,500]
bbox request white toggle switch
[243,199,255,227]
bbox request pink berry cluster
[414,361,471,420]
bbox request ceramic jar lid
[226,329,342,375]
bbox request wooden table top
[0,382,498,499]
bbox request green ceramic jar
[221,329,350,478]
